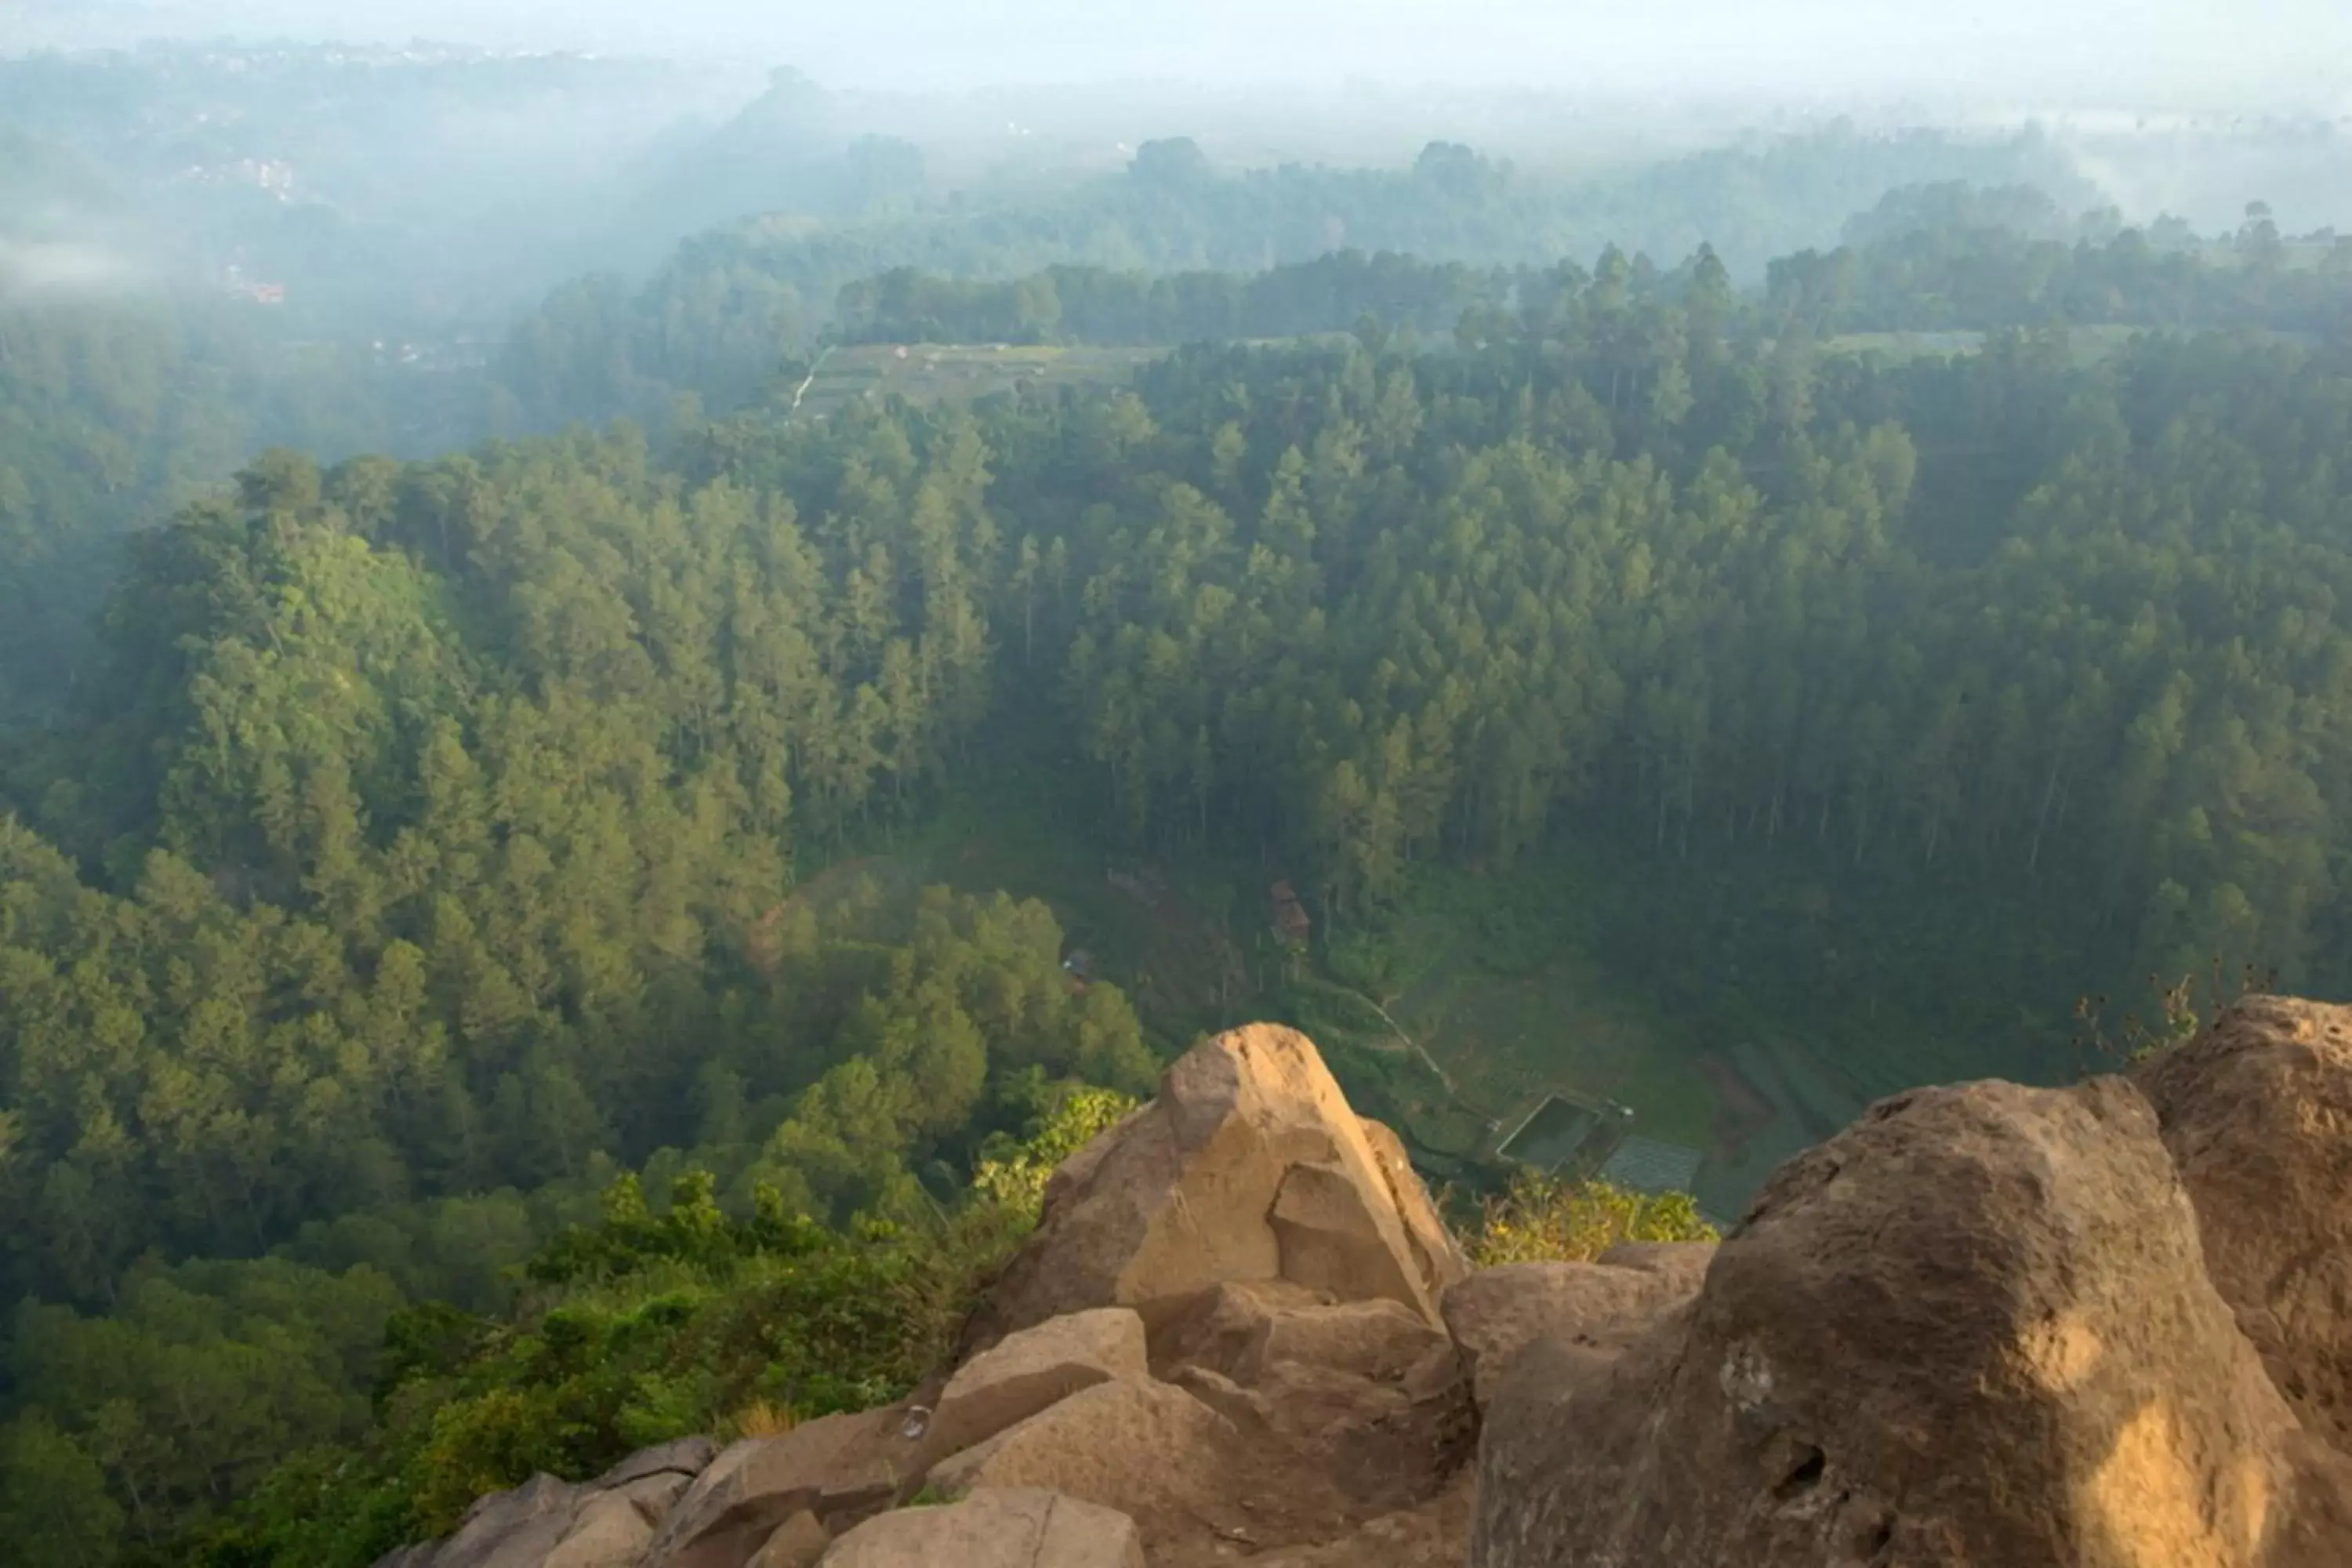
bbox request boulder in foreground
[1475,1076,2352,1567]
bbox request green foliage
[970,1086,1143,1219]
[1464,1171,1719,1268]
[175,1078,1108,1568]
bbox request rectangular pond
[1495,1094,1605,1173]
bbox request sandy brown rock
[818,1488,1145,1568]
[1440,1250,1705,1411]
[1236,1471,1475,1568]
[405,1474,583,1568]
[1594,1238,1718,1291]
[980,1025,1464,1342]
[1475,1076,2352,1568]
[537,1491,652,1568]
[1146,1279,1334,1379]
[927,1377,1239,1531]
[747,1509,830,1568]
[1232,1296,1450,1386]
[641,1407,921,1568]
[920,1308,1147,1471]
[2139,995,2352,1452]
[368,1435,719,1568]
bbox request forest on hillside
[9,220,2352,1559]
[10,38,2352,1558]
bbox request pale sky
[14,0,2352,109]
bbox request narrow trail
[785,345,835,421]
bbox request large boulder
[926,1377,1239,1531]
[641,1408,922,1568]
[981,1025,1464,1341]
[1474,1076,2352,1568]
[919,1308,1147,1471]
[818,1488,1145,1568]
[1230,1296,1450,1387]
[747,1511,831,1568]
[398,1474,586,1568]
[1440,1244,1712,1412]
[2139,996,2352,1452]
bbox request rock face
[2139,996,2352,1452]
[1440,1243,1713,1412]
[818,1488,1145,1568]
[641,1409,924,1568]
[1475,1075,2352,1568]
[920,1308,1149,1471]
[980,1024,1465,1341]
[926,1377,1240,1533]
[375,1440,717,1568]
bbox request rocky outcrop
[1474,1074,2352,1567]
[818,1489,1145,1567]
[1439,1242,1713,1412]
[926,1377,1242,1534]
[919,1308,1149,1472]
[2139,995,2352,1452]
[375,1440,717,1568]
[397,997,2352,1568]
[978,1024,1465,1341]
[641,1410,922,1568]
[745,1512,830,1568]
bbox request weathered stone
[980,1025,1464,1341]
[1593,1238,1718,1291]
[539,1491,652,1568]
[611,1469,695,1524]
[2140,995,2352,1452]
[1232,1296,1450,1387]
[818,1487,1145,1567]
[421,1472,585,1568]
[921,1308,1147,1470]
[1474,1076,2352,1568]
[1146,1278,1332,1379]
[927,1377,1239,1531]
[1243,1472,1475,1568]
[1439,1253,1702,1411]
[641,1408,918,1568]
[595,1436,717,1490]
[747,1509,832,1568]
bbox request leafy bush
[1462,1171,1718,1267]
[180,1091,1119,1568]
[969,1087,1141,1220]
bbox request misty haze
[5,3,2352,1565]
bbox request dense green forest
[14,231,2352,1557]
[489,126,2103,423]
[9,64,2352,1555]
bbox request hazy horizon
[11,0,2350,112]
